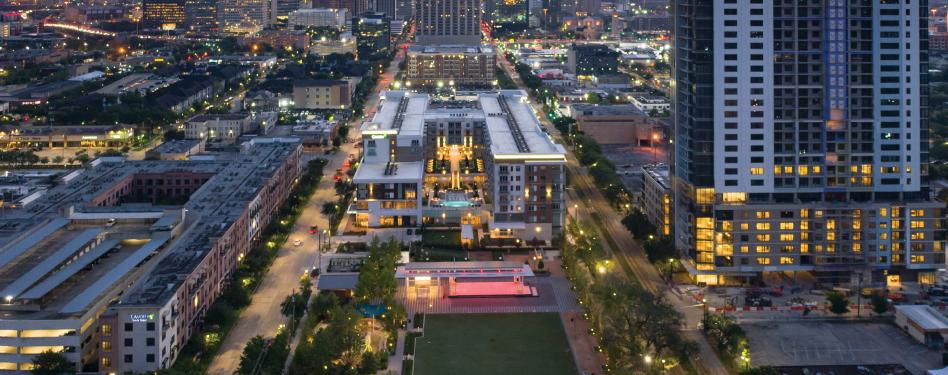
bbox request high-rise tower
[673,0,944,286]
[415,0,481,44]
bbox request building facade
[567,43,620,76]
[288,8,349,30]
[353,13,391,61]
[142,0,187,29]
[292,80,352,109]
[672,0,944,285]
[415,0,481,45]
[405,45,496,88]
[641,164,671,237]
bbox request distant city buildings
[567,43,620,77]
[352,13,391,61]
[287,8,349,30]
[415,0,481,45]
[141,0,186,30]
[405,45,497,88]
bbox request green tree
[870,292,889,315]
[826,291,850,315]
[30,350,75,375]
[235,336,267,375]
[622,209,657,239]
[355,237,400,303]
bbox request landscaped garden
[412,313,576,375]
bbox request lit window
[780,234,794,242]
[779,222,794,230]
[755,223,770,230]
[779,257,794,265]
[755,245,771,253]
[756,257,771,265]
[756,234,770,241]
[750,167,764,175]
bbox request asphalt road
[496,53,729,375]
[205,51,403,375]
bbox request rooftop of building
[0,216,173,320]
[633,95,669,103]
[643,164,670,190]
[293,79,349,88]
[365,90,565,158]
[353,161,424,183]
[407,44,495,54]
[150,139,202,154]
[187,113,252,122]
[121,140,300,306]
[570,103,647,117]
[0,141,301,314]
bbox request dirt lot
[743,321,943,375]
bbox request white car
[293,239,303,247]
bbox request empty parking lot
[744,321,942,375]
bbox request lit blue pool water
[441,201,473,207]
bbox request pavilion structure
[396,261,537,299]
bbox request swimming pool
[441,201,473,207]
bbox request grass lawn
[421,229,461,248]
[413,313,577,375]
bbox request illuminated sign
[129,314,155,322]
[81,136,99,140]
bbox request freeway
[496,55,729,375]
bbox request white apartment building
[673,0,944,286]
[288,8,348,30]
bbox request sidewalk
[561,311,606,375]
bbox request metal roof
[0,228,102,299]
[20,238,121,300]
[316,274,359,290]
[60,233,170,313]
[0,218,69,269]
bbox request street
[205,51,403,374]
[497,55,729,375]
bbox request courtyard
[412,313,577,375]
[744,321,943,375]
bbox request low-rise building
[145,139,205,160]
[291,120,339,148]
[894,305,948,348]
[641,164,671,237]
[405,45,497,88]
[0,125,135,149]
[570,104,660,146]
[292,80,351,109]
[288,8,349,30]
[630,95,670,113]
[185,113,276,142]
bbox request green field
[413,313,577,375]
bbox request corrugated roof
[60,233,171,313]
[0,228,102,298]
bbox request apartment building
[185,113,276,143]
[292,80,352,109]
[415,0,481,45]
[352,90,567,244]
[673,0,944,285]
[287,8,349,30]
[641,164,671,237]
[0,140,300,372]
[405,45,497,88]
